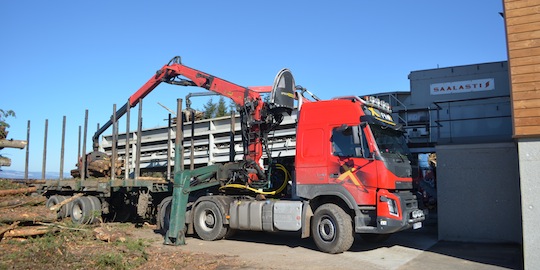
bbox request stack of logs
[0,139,27,167]
[87,158,123,177]
[70,157,123,178]
[0,187,126,242]
[0,186,57,239]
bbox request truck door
[295,128,328,185]
[328,125,378,205]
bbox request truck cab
[162,70,425,254]
[295,96,424,242]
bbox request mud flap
[301,201,313,238]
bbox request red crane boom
[87,56,295,181]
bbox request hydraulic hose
[219,164,290,195]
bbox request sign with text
[430,78,495,95]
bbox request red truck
[161,61,425,254]
[37,56,424,254]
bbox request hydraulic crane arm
[130,56,263,107]
[90,56,296,179]
[92,56,265,151]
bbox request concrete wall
[517,139,540,268]
[436,143,521,243]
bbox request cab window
[332,127,355,157]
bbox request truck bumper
[355,190,426,234]
[374,213,425,233]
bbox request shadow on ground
[216,212,523,269]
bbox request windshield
[370,124,410,156]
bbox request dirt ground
[0,179,248,270]
[0,179,523,270]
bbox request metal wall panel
[101,112,298,171]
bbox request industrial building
[390,61,511,146]
[374,61,521,244]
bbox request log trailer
[36,56,425,254]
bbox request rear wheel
[88,196,102,223]
[193,201,228,241]
[311,203,354,254]
[46,195,71,219]
[71,196,101,224]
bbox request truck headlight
[380,195,399,217]
[386,198,398,216]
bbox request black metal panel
[269,69,295,116]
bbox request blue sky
[1,1,507,174]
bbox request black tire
[224,227,237,239]
[87,196,102,223]
[193,201,228,241]
[311,203,354,254]
[71,196,101,225]
[157,196,173,235]
[360,233,391,243]
[46,195,70,219]
[61,196,74,218]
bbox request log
[138,176,166,181]
[0,209,57,223]
[49,193,83,212]
[70,168,81,178]
[0,198,23,208]
[87,160,110,177]
[0,139,27,149]
[0,156,11,167]
[88,163,108,173]
[93,226,127,242]
[2,226,58,238]
[0,221,20,240]
[36,222,89,232]
[0,196,46,208]
[10,179,46,185]
[0,187,37,197]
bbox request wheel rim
[318,215,336,242]
[72,203,83,221]
[199,209,216,232]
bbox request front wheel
[311,203,354,254]
[193,201,228,241]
